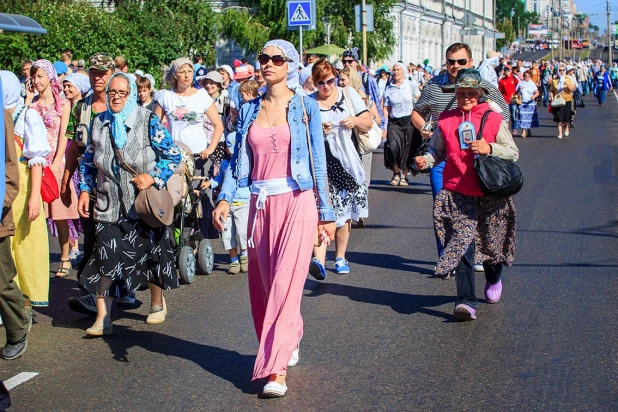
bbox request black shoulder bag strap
[476,110,492,140]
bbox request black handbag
[474,111,523,197]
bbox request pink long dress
[30,99,79,220]
[247,123,318,380]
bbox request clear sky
[575,0,618,31]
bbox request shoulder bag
[474,111,524,198]
[341,87,382,155]
[510,93,522,105]
[12,108,59,203]
[108,116,173,227]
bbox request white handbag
[342,87,382,155]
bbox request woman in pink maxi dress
[213,40,335,398]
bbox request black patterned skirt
[79,218,179,297]
[325,142,368,227]
[433,189,516,276]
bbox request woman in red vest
[415,69,519,321]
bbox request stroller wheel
[178,246,196,284]
[198,239,214,275]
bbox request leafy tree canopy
[496,0,539,36]
[219,0,397,63]
[0,0,218,83]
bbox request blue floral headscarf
[262,39,300,90]
[106,72,137,149]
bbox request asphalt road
[2,92,617,411]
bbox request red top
[498,74,520,102]
[438,103,503,197]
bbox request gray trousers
[0,237,28,343]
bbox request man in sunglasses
[67,53,118,315]
[341,47,386,132]
[412,42,509,264]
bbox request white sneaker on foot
[263,380,287,397]
[287,348,299,367]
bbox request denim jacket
[217,92,335,222]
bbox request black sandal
[56,259,72,278]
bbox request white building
[384,0,498,69]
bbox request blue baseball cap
[53,61,68,75]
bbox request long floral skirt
[79,218,179,297]
[433,189,516,276]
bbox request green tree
[0,0,218,83]
[496,19,515,49]
[219,0,397,63]
[496,0,539,39]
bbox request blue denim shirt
[209,159,250,203]
[217,92,335,222]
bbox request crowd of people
[0,38,613,399]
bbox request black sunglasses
[257,54,291,66]
[317,78,336,87]
[342,59,355,64]
[446,58,469,66]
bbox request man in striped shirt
[411,42,510,261]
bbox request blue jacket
[210,158,250,203]
[217,92,335,222]
[595,71,612,91]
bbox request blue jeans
[509,104,519,130]
[542,83,550,105]
[455,242,503,309]
[580,81,589,95]
[597,89,607,105]
[430,161,445,256]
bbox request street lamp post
[322,18,332,45]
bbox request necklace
[262,98,289,152]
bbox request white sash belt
[247,177,299,248]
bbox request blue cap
[53,61,68,75]
[378,64,391,73]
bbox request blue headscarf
[106,72,137,149]
[262,39,300,91]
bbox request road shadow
[99,326,260,394]
[368,185,432,195]
[337,251,435,276]
[304,280,452,320]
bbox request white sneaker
[287,349,299,367]
[0,314,3,326]
[263,380,287,397]
[474,264,485,272]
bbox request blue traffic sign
[287,0,313,27]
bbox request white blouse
[13,104,51,167]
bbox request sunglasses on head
[446,58,469,66]
[257,54,291,66]
[317,78,336,87]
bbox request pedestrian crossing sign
[287,0,313,27]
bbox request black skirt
[384,116,413,170]
[552,100,572,123]
[79,218,179,297]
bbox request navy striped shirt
[414,73,510,127]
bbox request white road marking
[4,372,39,390]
